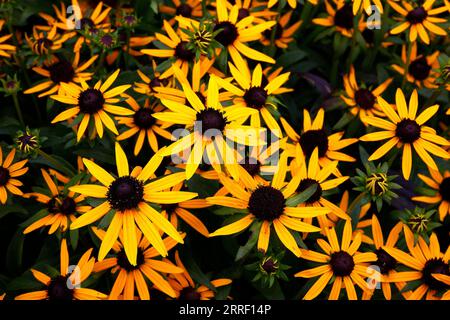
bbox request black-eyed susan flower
[295,220,377,300]
[15,127,41,155]
[167,251,232,300]
[225,0,278,24]
[341,65,393,123]
[412,168,450,221]
[352,0,383,14]
[0,146,28,204]
[50,69,133,141]
[363,215,406,300]
[389,0,448,44]
[207,161,330,257]
[92,227,184,300]
[213,62,291,138]
[261,11,302,49]
[134,60,172,97]
[141,20,198,79]
[153,67,262,180]
[281,109,358,171]
[159,0,203,22]
[116,95,173,155]
[382,226,450,300]
[23,169,89,235]
[0,20,16,58]
[313,0,365,38]
[15,239,106,300]
[392,43,440,88]
[289,148,351,228]
[24,52,98,98]
[25,25,72,57]
[68,143,196,265]
[360,89,450,180]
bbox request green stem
[94,51,106,75]
[12,93,25,128]
[37,149,75,177]
[268,1,283,57]
[402,41,413,89]
[347,192,366,216]
[346,14,360,70]
[125,29,131,70]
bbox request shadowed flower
[0,147,28,204]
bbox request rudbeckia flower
[389,0,448,44]
[391,43,440,88]
[24,52,98,98]
[213,62,291,137]
[134,60,172,97]
[313,0,365,38]
[68,143,196,265]
[116,95,173,155]
[23,169,90,235]
[382,226,450,300]
[159,0,203,23]
[341,65,393,123]
[260,11,302,49]
[25,25,72,56]
[15,239,106,300]
[281,109,358,172]
[0,20,16,58]
[412,168,450,221]
[93,227,185,300]
[295,220,377,300]
[167,251,232,300]
[208,159,330,257]
[0,147,28,204]
[50,69,133,141]
[224,0,278,24]
[153,66,262,180]
[360,89,450,180]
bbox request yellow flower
[93,227,185,300]
[116,95,173,155]
[352,0,383,14]
[360,89,450,180]
[412,168,450,221]
[50,69,133,141]
[391,43,440,88]
[25,25,72,56]
[341,65,393,123]
[15,239,107,300]
[159,0,203,23]
[260,11,302,49]
[24,52,98,98]
[0,20,16,58]
[389,0,448,44]
[23,169,90,235]
[295,220,377,300]
[167,251,232,300]
[134,60,173,97]
[208,159,330,257]
[214,62,291,137]
[382,226,450,300]
[0,147,28,204]
[68,142,197,265]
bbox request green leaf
[285,184,317,207]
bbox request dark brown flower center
[422,258,449,290]
[133,108,155,129]
[299,129,329,158]
[408,56,431,81]
[240,156,261,176]
[263,23,283,40]
[214,21,239,46]
[36,38,53,54]
[354,89,376,110]
[80,18,95,32]
[243,86,268,109]
[116,248,145,271]
[196,108,227,137]
[176,4,193,17]
[78,89,105,114]
[406,7,428,24]
[123,15,136,25]
[47,197,77,216]
[297,178,322,204]
[17,134,37,151]
[238,8,250,20]
[100,34,114,47]
[261,258,278,274]
[440,177,450,202]
[49,60,75,84]
[47,275,73,300]
[179,287,201,300]
[175,41,195,61]
[375,249,397,274]
[395,119,421,143]
[107,176,144,211]
[330,251,355,276]
[0,167,10,186]
[334,4,354,30]
[149,77,165,90]
[248,186,285,221]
